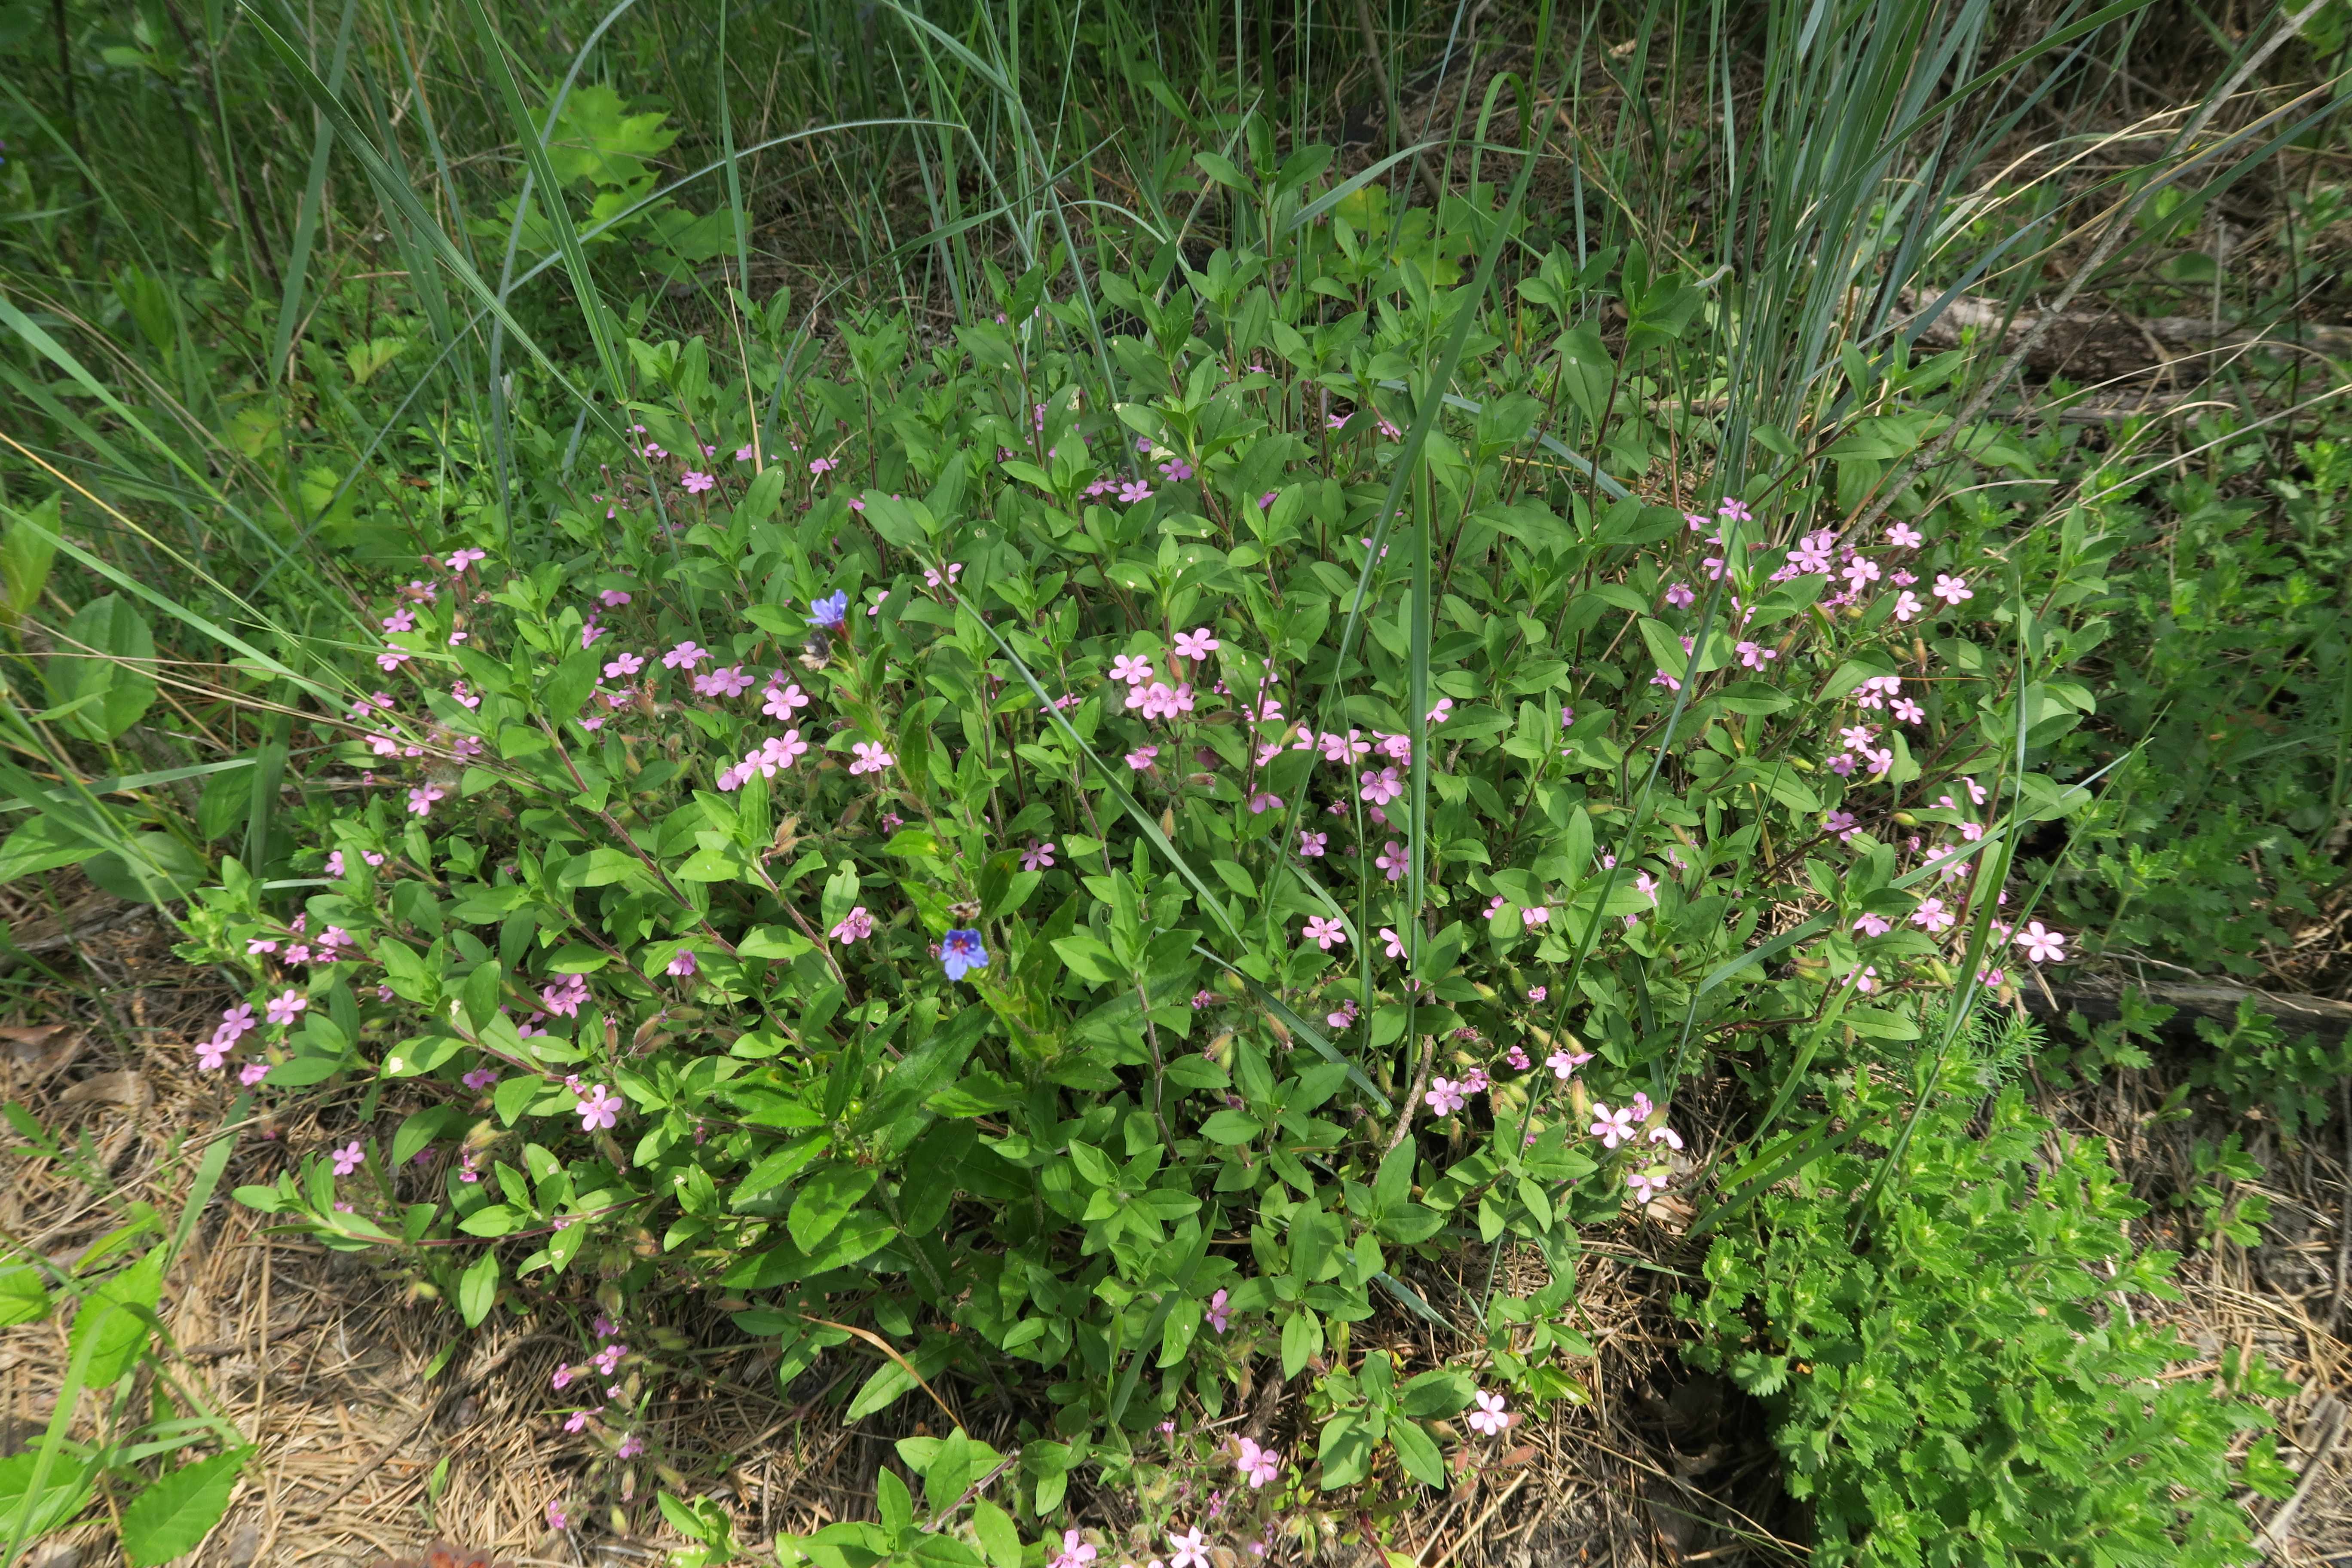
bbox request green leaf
[46,593,157,741]
[787,1165,879,1253]
[67,1248,162,1389]
[121,1452,245,1566]
[0,1452,95,1540]
[458,1251,499,1327]
[0,1265,49,1326]
[1387,1418,1446,1486]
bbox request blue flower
[807,591,849,629]
[941,928,989,982]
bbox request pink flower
[1297,831,1326,858]
[662,641,707,671]
[1547,1047,1591,1080]
[763,681,811,719]
[1520,905,1551,929]
[1380,927,1406,960]
[265,989,308,1026]
[1302,916,1348,950]
[1052,1529,1098,1568]
[1427,696,1454,724]
[375,646,412,672]
[1628,1169,1670,1203]
[599,588,633,607]
[1125,746,1158,771]
[1932,573,1973,606]
[216,1002,257,1042]
[1118,480,1154,504]
[1022,841,1057,872]
[1169,1528,1210,1568]
[1887,522,1923,548]
[1589,1103,1635,1148]
[1735,640,1777,669]
[1663,582,1695,609]
[1359,766,1403,806]
[697,664,755,698]
[667,950,698,978]
[808,456,837,475]
[238,1062,269,1086]
[381,607,416,634]
[1158,457,1194,481]
[1853,911,1892,937]
[546,1501,569,1532]
[830,906,874,945]
[1236,1439,1280,1488]
[848,741,895,776]
[1890,697,1925,724]
[445,548,487,573]
[617,1433,645,1458]
[1912,898,1955,934]
[330,1140,364,1176]
[576,1084,622,1132]
[1466,1391,1510,1436]
[1207,1288,1231,1332]
[2015,922,2067,963]
[1246,790,1283,814]
[1891,590,1924,622]
[540,973,590,1017]
[1375,841,1408,882]
[1173,628,1220,662]
[680,470,715,494]
[463,1067,499,1090]
[1425,1078,1467,1116]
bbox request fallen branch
[2019,971,2352,1045]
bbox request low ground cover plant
[135,187,2278,1558]
[2,2,2342,1561]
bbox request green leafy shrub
[1682,1075,2294,1568]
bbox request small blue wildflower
[807,591,849,629]
[940,928,989,982]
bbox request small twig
[1387,1037,1434,1154]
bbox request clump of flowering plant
[178,163,2238,1560]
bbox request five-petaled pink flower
[1125,746,1158,771]
[1236,1438,1281,1488]
[1173,627,1220,662]
[1297,830,1326,858]
[330,1140,364,1176]
[1359,766,1403,806]
[1168,1528,1210,1568]
[1021,841,1057,872]
[662,640,708,671]
[445,548,486,573]
[266,988,308,1026]
[680,470,715,494]
[830,906,873,945]
[1887,521,1923,548]
[1425,1078,1467,1116]
[1050,1529,1097,1568]
[1932,573,1973,606]
[1548,1047,1591,1079]
[576,1084,622,1132]
[1466,1391,1510,1436]
[1111,654,1154,686]
[1206,1288,1231,1332]
[2015,922,2067,963]
[603,652,645,679]
[1911,898,1955,934]
[1589,1102,1635,1148]
[1302,916,1347,951]
[1628,1169,1670,1203]
[1375,840,1408,882]
[848,741,895,776]
[1380,927,1406,960]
